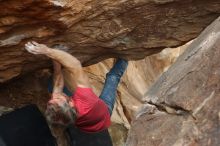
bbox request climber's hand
[25,41,51,55]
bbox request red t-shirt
[72,87,111,133]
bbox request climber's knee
[108,59,128,77]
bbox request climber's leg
[99,59,128,115]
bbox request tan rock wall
[0,0,219,82]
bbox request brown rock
[126,17,220,146]
[0,0,220,82]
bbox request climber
[25,41,128,133]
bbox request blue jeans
[48,59,128,116]
[99,59,128,115]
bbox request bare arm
[52,60,64,94]
[25,41,91,89]
[47,48,82,72]
[46,48,91,88]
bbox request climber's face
[50,93,75,107]
[51,93,69,101]
[45,93,76,126]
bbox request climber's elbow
[64,60,82,73]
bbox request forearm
[52,61,64,94]
[46,49,82,71]
[53,72,64,94]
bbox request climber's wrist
[44,47,53,55]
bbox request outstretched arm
[25,42,81,71]
[25,41,91,90]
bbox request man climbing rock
[25,41,128,133]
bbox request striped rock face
[0,0,220,82]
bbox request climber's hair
[45,97,76,126]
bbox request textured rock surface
[126,17,220,146]
[0,0,220,82]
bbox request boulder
[0,0,220,82]
[126,16,220,146]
